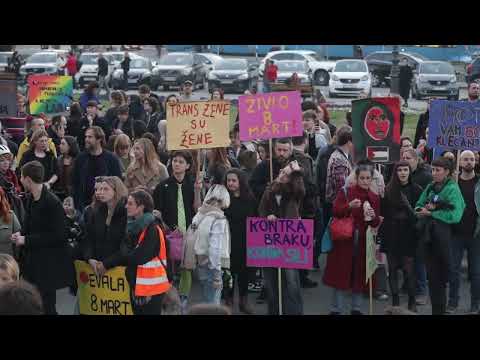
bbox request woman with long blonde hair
[125,138,168,193]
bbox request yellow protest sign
[365,226,378,284]
[75,260,133,315]
[166,100,231,150]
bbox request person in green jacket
[415,157,465,315]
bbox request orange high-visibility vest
[135,224,171,297]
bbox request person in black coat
[12,161,73,315]
[143,96,163,142]
[71,126,123,212]
[112,105,147,142]
[414,109,430,148]
[78,100,111,150]
[66,102,84,141]
[121,52,131,90]
[223,168,257,314]
[399,59,414,107]
[380,161,423,312]
[83,177,128,272]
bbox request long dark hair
[385,160,411,203]
[224,168,255,202]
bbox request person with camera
[415,157,465,315]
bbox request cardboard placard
[166,100,231,150]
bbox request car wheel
[163,85,170,91]
[314,70,329,86]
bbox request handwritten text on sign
[246,217,314,270]
[428,100,480,151]
[166,101,231,150]
[74,260,133,315]
[238,91,303,141]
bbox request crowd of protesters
[2,64,480,316]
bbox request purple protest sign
[238,91,303,141]
[246,217,314,270]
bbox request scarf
[127,212,156,240]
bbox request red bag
[330,216,354,242]
[330,187,354,242]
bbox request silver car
[412,61,459,100]
[275,60,312,84]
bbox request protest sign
[365,226,378,284]
[0,79,17,117]
[352,97,401,163]
[428,100,480,151]
[166,100,231,150]
[75,260,133,315]
[28,75,73,114]
[238,91,303,141]
[246,217,314,270]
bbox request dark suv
[151,52,207,91]
[466,58,480,83]
[365,51,427,87]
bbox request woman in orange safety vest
[124,189,171,315]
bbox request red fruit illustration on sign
[79,271,89,284]
[364,106,390,141]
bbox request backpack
[181,211,224,270]
[315,144,338,203]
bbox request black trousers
[132,294,164,315]
[387,254,416,305]
[38,288,57,315]
[424,221,452,315]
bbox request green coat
[416,178,465,225]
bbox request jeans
[415,260,428,296]
[264,268,303,315]
[263,79,271,93]
[98,75,110,99]
[448,234,480,309]
[330,288,363,314]
[196,264,222,305]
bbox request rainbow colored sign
[28,75,73,114]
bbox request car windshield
[28,53,57,63]
[130,59,148,69]
[109,54,124,62]
[277,62,307,72]
[215,60,247,70]
[408,52,429,61]
[304,53,322,61]
[79,54,99,65]
[335,61,367,72]
[0,54,9,63]
[159,54,193,66]
[420,62,454,74]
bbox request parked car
[151,52,207,91]
[365,51,427,87]
[208,58,257,93]
[0,52,13,72]
[75,53,115,88]
[412,61,459,100]
[259,50,335,85]
[328,59,372,98]
[19,50,69,83]
[275,60,312,84]
[110,56,154,89]
[195,53,224,77]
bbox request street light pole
[390,45,400,94]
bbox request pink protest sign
[238,91,303,141]
[246,217,314,270]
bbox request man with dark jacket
[78,100,111,150]
[97,52,110,100]
[399,59,413,107]
[120,52,130,90]
[12,160,73,315]
[72,126,122,212]
[112,104,146,141]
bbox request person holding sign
[323,163,381,315]
[380,161,423,312]
[258,160,305,315]
[120,190,171,315]
[415,157,465,315]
